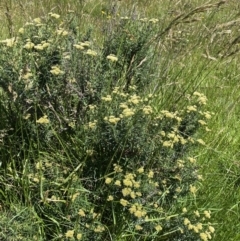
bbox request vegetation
[0,0,239,240]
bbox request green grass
[195,59,240,241]
[0,0,240,240]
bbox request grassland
[0,0,240,240]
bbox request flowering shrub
[80,86,214,240]
[0,11,214,241]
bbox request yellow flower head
[86,49,97,56]
[24,42,35,50]
[36,115,50,124]
[77,233,82,240]
[113,164,123,172]
[175,186,181,193]
[136,191,142,196]
[87,121,97,129]
[18,28,24,34]
[198,96,207,105]
[133,180,141,188]
[50,65,64,75]
[184,218,190,225]
[135,224,143,230]
[122,108,135,117]
[78,209,86,217]
[49,13,60,19]
[188,224,194,230]
[121,16,130,20]
[162,141,173,148]
[188,157,196,163]
[114,180,121,186]
[33,18,41,24]
[160,131,166,136]
[119,103,128,109]
[196,223,203,230]
[129,94,141,105]
[198,120,207,125]
[65,230,74,238]
[56,29,68,36]
[193,92,207,105]
[123,179,133,187]
[204,111,212,119]
[137,167,144,173]
[74,44,84,50]
[107,54,118,62]
[107,195,114,201]
[129,204,137,214]
[80,41,91,47]
[105,177,112,184]
[182,207,187,213]
[1,38,16,47]
[130,191,136,199]
[42,42,50,48]
[94,225,105,233]
[22,72,33,80]
[155,225,162,232]
[101,95,112,102]
[134,209,147,218]
[161,110,175,118]
[125,173,135,180]
[189,184,197,194]
[70,192,79,202]
[209,226,215,233]
[107,116,121,124]
[89,104,96,110]
[194,210,200,217]
[197,139,205,145]
[187,105,197,112]
[149,18,159,24]
[148,170,154,178]
[204,210,211,219]
[199,232,208,241]
[122,187,131,196]
[34,44,44,51]
[143,105,153,114]
[120,198,128,206]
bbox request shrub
[0,12,214,240]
